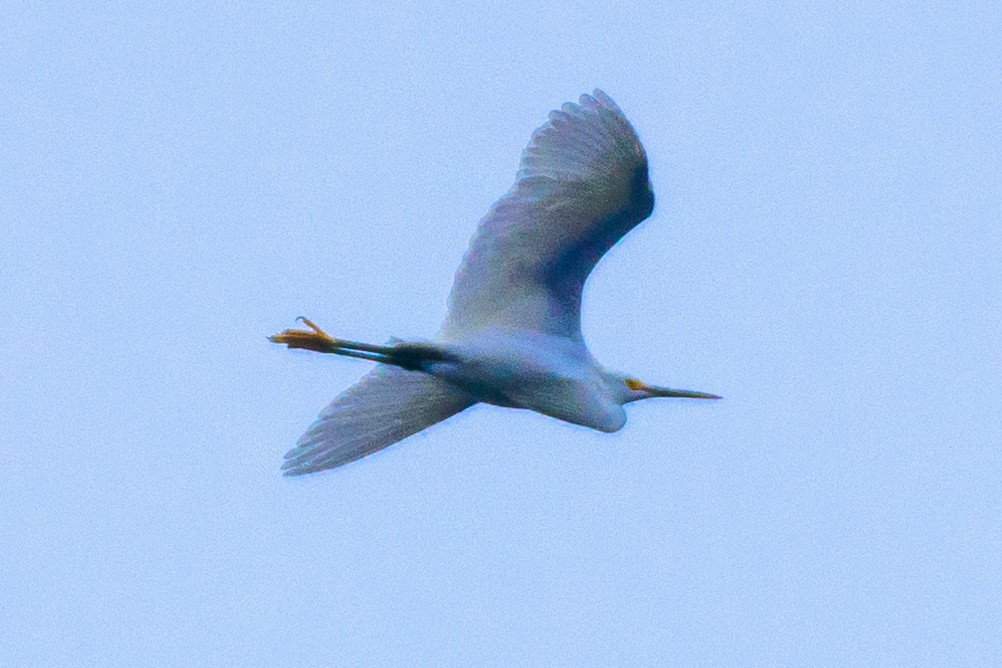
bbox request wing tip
[590,88,615,107]
[280,456,311,475]
[281,454,340,476]
[280,447,383,477]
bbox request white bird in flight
[272,89,719,475]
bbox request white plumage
[443,90,652,341]
[272,90,718,476]
[282,366,474,473]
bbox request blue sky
[3,2,1000,665]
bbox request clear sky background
[3,2,1000,666]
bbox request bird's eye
[626,378,645,391]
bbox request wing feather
[443,90,654,340]
[282,366,475,475]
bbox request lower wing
[282,366,475,475]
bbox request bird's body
[272,90,718,475]
[424,331,628,432]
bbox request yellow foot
[269,316,339,353]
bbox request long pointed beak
[648,386,722,400]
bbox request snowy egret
[272,89,719,475]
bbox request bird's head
[618,376,721,404]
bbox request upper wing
[282,365,475,475]
[442,90,654,341]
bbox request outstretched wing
[443,90,654,341]
[282,366,475,475]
